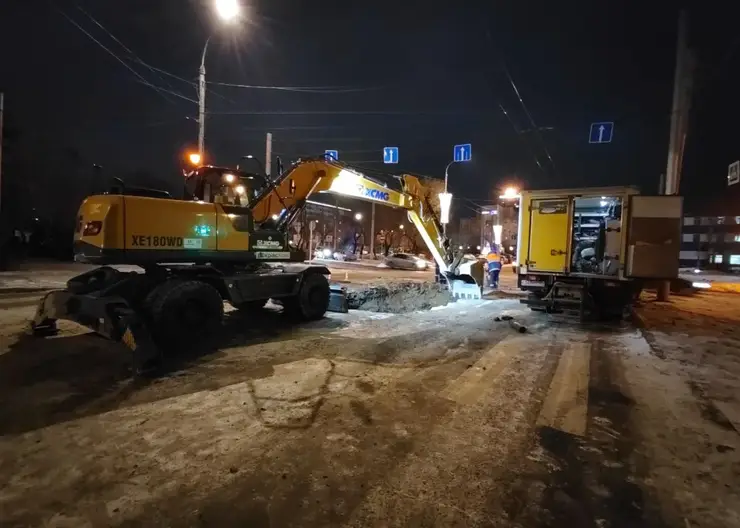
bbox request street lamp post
[441,160,456,237]
[198,0,241,161]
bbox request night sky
[2,1,739,220]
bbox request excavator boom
[248,158,454,273]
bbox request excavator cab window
[185,167,261,207]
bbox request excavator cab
[184,166,264,206]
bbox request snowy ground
[0,283,738,526]
[631,291,740,528]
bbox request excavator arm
[249,158,483,298]
[249,158,449,269]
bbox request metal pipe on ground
[509,320,527,333]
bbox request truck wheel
[232,299,268,311]
[284,273,330,321]
[145,279,224,350]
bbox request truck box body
[515,186,682,298]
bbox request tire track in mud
[493,328,670,528]
[61,309,536,526]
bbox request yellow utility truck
[516,186,682,318]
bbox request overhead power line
[207,110,476,116]
[206,80,385,93]
[58,9,194,104]
[72,7,383,96]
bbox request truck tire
[144,279,224,351]
[283,273,330,321]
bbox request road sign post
[589,122,614,144]
[383,147,399,164]
[325,149,339,161]
[453,143,472,162]
[728,161,740,186]
[440,143,473,238]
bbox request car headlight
[415,260,426,268]
[322,248,332,257]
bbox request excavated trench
[344,281,454,313]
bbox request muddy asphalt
[0,284,739,527]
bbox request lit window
[730,255,740,265]
[699,234,709,242]
[682,233,694,242]
[683,217,695,226]
[715,254,724,264]
[736,235,740,242]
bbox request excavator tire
[232,299,269,311]
[283,273,330,321]
[143,279,224,352]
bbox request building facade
[681,214,740,271]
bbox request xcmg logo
[356,185,389,201]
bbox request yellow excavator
[31,157,482,371]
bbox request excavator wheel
[144,279,224,352]
[283,273,330,321]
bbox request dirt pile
[346,281,453,313]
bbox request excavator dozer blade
[30,288,161,374]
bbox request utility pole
[197,39,210,161]
[659,8,692,301]
[370,202,376,257]
[0,92,4,217]
[265,132,273,178]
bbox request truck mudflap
[328,283,349,313]
[30,289,160,374]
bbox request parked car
[384,252,429,270]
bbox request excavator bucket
[447,275,483,300]
[445,258,484,300]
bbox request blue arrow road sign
[589,122,614,144]
[383,146,399,164]
[453,143,472,162]
[325,149,339,160]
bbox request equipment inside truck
[570,196,622,276]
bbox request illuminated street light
[354,213,363,221]
[399,224,404,230]
[188,152,202,166]
[215,0,241,22]
[499,186,520,200]
[198,0,241,159]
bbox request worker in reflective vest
[486,247,502,288]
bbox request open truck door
[527,198,571,273]
[625,195,683,279]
